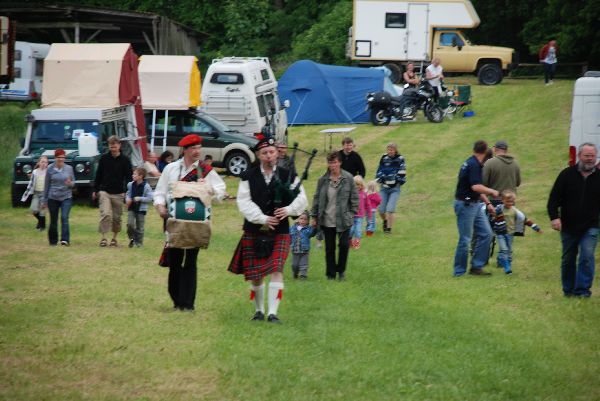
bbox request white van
[201,57,289,142]
[0,41,50,102]
[568,71,600,165]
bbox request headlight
[23,164,33,174]
[75,163,85,173]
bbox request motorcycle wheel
[425,103,444,123]
[371,109,392,126]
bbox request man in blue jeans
[548,143,600,297]
[453,140,499,277]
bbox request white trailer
[0,41,50,101]
[201,57,289,142]
[568,71,600,165]
[349,0,517,85]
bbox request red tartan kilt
[228,231,290,281]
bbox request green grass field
[1,78,599,401]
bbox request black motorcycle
[366,79,445,126]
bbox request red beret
[54,148,66,157]
[178,134,202,148]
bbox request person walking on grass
[365,180,381,237]
[93,135,132,247]
[228,138,308,323]
[349,175,370,249]
[125,167,153,248]
[21,155,48,231]
[154,134,226,312]
[483,140,521,205]
[42,149,75,246]
[311,151,359,281]
[539,40,558,86]
[492,190,542,275]
[338,137,366,178]
[289,211,316,280]
[548,143,600,298]
[376,143,406,234]
[453,140,499,277]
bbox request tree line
[80,0,599,70]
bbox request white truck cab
[568,71,600,165]
[201,57,289,142]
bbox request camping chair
[452,85,472,115]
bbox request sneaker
[60,241,69,246]
[469,268,491,276]
[505,270,513,275]
[383,228,391,234]
[366,231,374,237]
[267,314,281,323]
[354,239,361,249]
[129,238,135,248]
[299,275,307,280]
[251,311,265,321]
[383,219,388,232]
[338,272,346,281]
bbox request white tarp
[42,43,130,108]
[139,55,200,110]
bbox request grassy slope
[1,79,599,401]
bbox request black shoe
[469,268,491,276]
[267,314,281,323]
[327,276,336,280]
[383,219,388,231]
[252,311,265,321]
[129,238,135,248]
[383,228,391,234]
[179,306,195,312]
[299,275,307,280]
[338,273,346,281]
[293,273,298,279]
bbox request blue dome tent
[279,60,399,125]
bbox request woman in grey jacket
[42,149,75,246]
[311,151,359,280]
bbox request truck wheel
[371,110,391,126]
[11,183,26,207]
[425,103,444,123]
[478,64,503,85]
[225,151,250,176]
[383,63,403,84]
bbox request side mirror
[211,131,219,138]
[451,37,458,47]
[458,45,463,51]
[282,99,290,109]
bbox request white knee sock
[267,282,284,317]
[250,284,265,313]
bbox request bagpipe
[274,142,318,208]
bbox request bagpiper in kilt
[228,138,308,323]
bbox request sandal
[109,239,118,247]
[99,239,108,247]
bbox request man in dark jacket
[338,137,366,178]
[548,142,600,297]
[93,135,132,247]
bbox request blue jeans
[453,200,492,276]
[496,234,514,273]
[350,217,364,239]
[379,186,401,214]
[366,210,376,233]
[560,228,598,297]
[47,198,72,245]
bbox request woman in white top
[21,155,49,230]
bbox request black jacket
[547,166,600,234]
[94,152,133,194]
[338,150,366,178]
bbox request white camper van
[348,0,517,85]
[568,71,600,166]
[201,57,289,142]
[0,41,50,101]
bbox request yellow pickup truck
[348,0,518,85]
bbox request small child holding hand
[126,167,153,247]
[289,211,316,279]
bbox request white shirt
[153,158,226,206]
[426,64,443,88]
[236,166,308,225]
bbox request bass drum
[371,109,392,126]
[425,103,444,123]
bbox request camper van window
[257,95,267,118]
[13,67,21,79]
[14,50,21,61]
[210,73,244,84]
[385,13,406,29]
[35,59,44,77]
[261,69,269,81]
